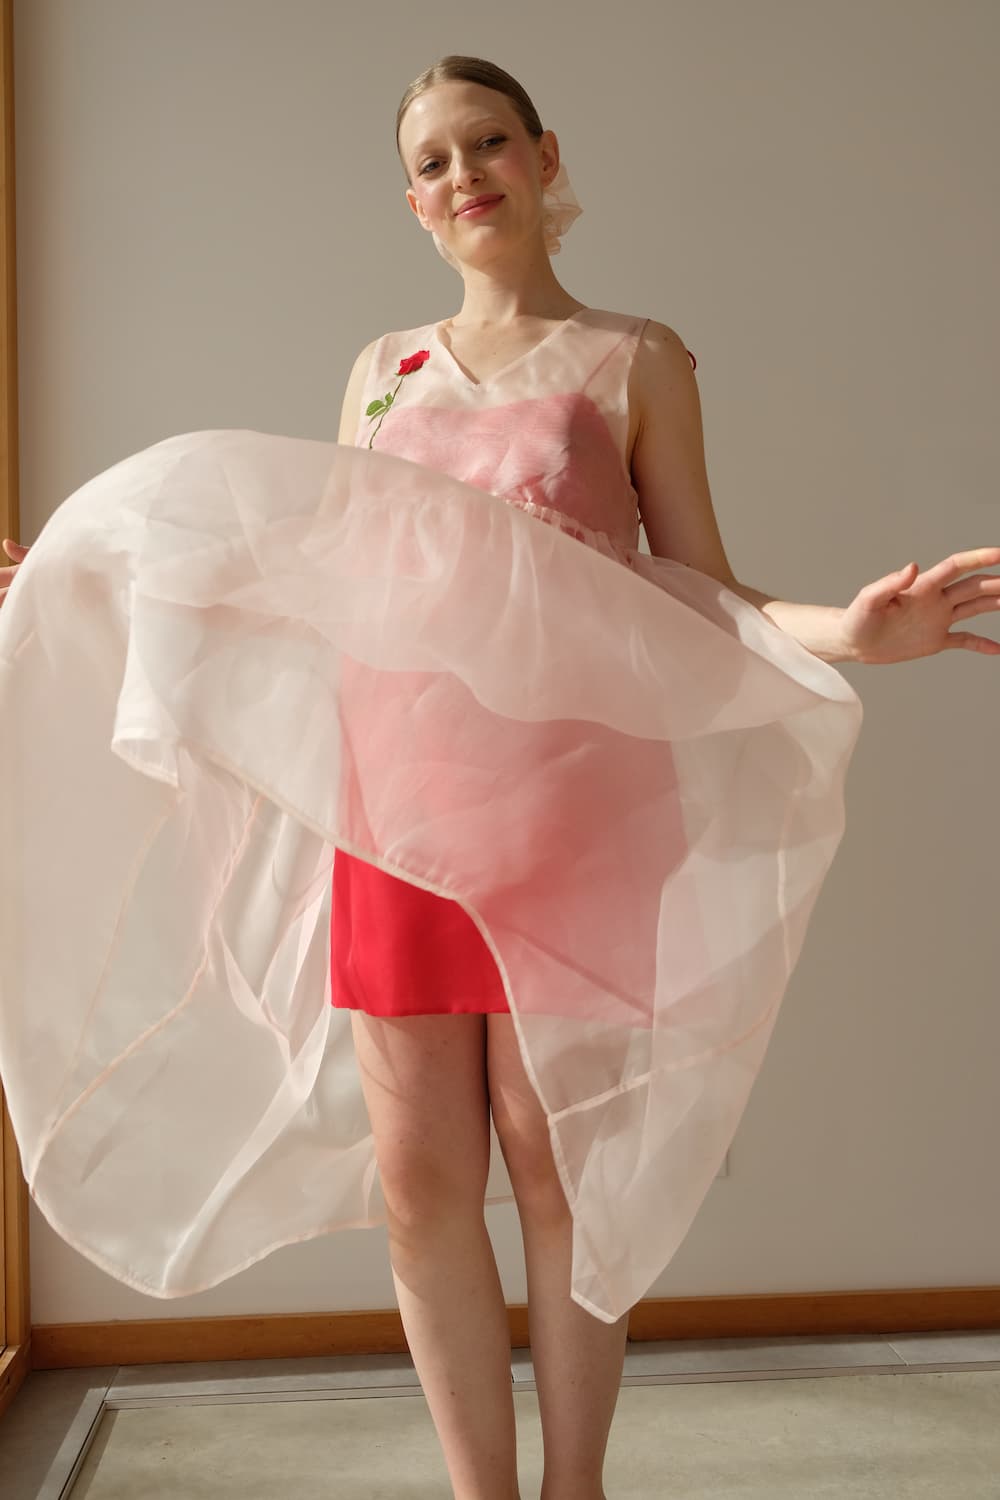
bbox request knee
[377,1140,490,1235]
[493,1117,569,1221]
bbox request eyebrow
[409,120,505,159]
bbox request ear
[405,186,431,229]
[538,129,561,191]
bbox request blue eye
[419,136,505,175]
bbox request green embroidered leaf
[365,399,384,417]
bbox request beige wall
[15,0,999,1325]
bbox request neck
[449,265,584,329]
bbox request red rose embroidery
[366,348,431,447]
[397,350,431,376]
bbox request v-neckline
[432,307,590,389]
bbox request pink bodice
[354,307,650,561]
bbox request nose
[450,149,484,193]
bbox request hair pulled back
[395,55,544,182]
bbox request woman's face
[398,80,558,268]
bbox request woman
[1,53,998,1500]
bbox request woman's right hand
[1,538,29,607]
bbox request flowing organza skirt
[0,430,862,1323]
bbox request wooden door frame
[0,0,32,1419]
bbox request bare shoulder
[337,336,380,446]
[631,318,697,414]
[619,315,697,471]
[625,317,737,579]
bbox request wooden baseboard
[29,1285,1000,1371]
[0,1338,31,1419]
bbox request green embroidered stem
[366,376,405,448]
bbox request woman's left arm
[630,321,1000,665]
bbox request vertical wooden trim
[0,0,31,1392]
[0,0,17,545]
[3,1096,30,1352]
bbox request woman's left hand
[842,548,1000,664]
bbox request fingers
[950,596,1000,625]
[950,593,1000,623]
[0,541,28,608]
[859,563,918,604]
[920,547,1000,587]
[0,553,24,607]
[943,574,1000,606]
[944,630,1000,654]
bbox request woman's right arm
[0,344,381,610]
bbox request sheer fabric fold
[0,429,862,1322]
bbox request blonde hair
[395,55,544,183]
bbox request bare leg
[486,1014,629,1500]
[351,1011,521,1500]
[521,1203,629,1500]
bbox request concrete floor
[2,1329,998,1498]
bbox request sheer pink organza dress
[0,307,862,1322]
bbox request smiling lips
[456,195,504,216]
